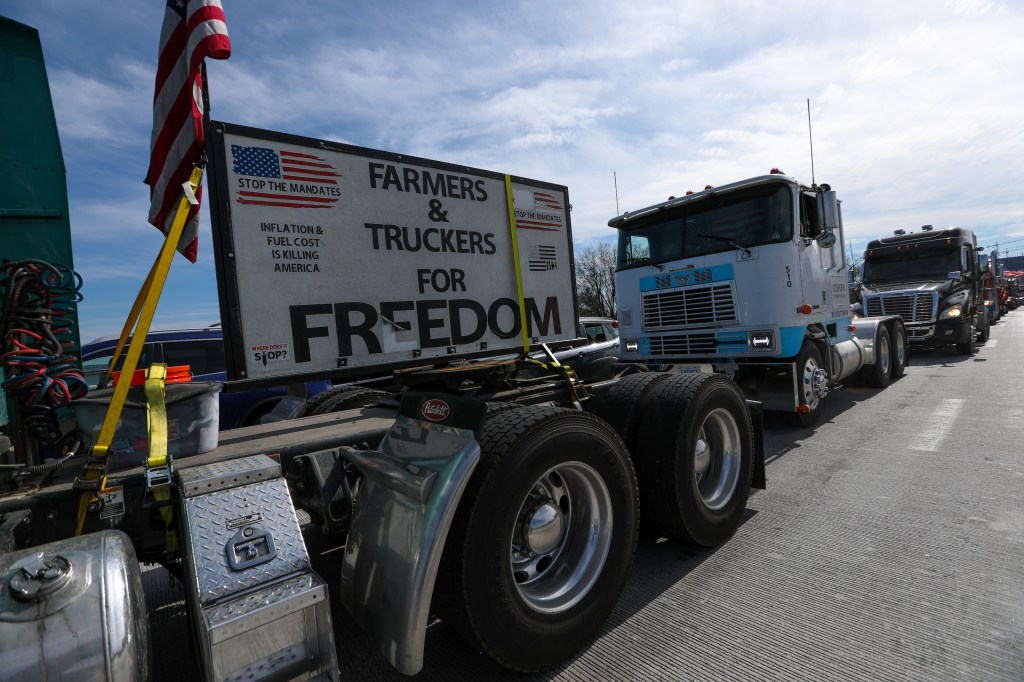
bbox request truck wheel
[863,326,892,388]
[309,387,391,415]
[302,385,358,415]
[434,406,638,672]
[955,327,976,356]
[633,374,753,546]
[891,324,907,379]
[786,341,825,427]
[977,316,990,343]
[587,371,670,453]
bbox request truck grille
[864,291,938,323]
[643,282,738,330]
[647,332,718,356]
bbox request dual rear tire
[435,373,755,671]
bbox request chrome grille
[643,282,738,329]
[647,333,718,356]
[864,291,938,323]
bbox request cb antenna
[614,171,620,215]
[807,98,816,188]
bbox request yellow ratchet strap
[145,364,177,553]
[74,166,204,536]
[98,253,161,390]
[504,174,530,352]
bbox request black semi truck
[857,226,986,355]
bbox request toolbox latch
[225,526,276,571]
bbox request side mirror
[948,271,963,281]
[816,190,839,247]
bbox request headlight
[625,339,639,352]
[939,304,962,319]
[748,331,774,351]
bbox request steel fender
[338,425,481,675]
[851,318,884,366]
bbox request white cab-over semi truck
[611,171,906,426]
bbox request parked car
[79,325,332,430]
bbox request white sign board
[207,123,576,384]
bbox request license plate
[676,364,713,375]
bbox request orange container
[111,365,192,387]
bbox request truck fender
[337,393,485,675]
[850,318,884,366]
[851,315,905,369]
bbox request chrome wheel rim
[894,330,906,367]
[694,408,742,510]
[799,354,821,411]
[510,462,613,614]
[878,334,891,374]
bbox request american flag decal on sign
[528,245,558,271]
[533,191,563,211]
[515,190,565,231]
[232,145,342,208]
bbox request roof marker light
[770,168,785,175]
[798,304,813,314]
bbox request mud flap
[746,399,766,490]
[338,393,486,675]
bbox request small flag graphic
[528,245,558,271]
[232,145,341,208]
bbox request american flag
[232,145,342,208]
[145,0,231,263]
[528,245,558,271]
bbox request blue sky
[4,0,1023,343]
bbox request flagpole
[200,60,211,165]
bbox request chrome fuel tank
[0,529,148,681]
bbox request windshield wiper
[626,257,664,271]
[697,233,752,257]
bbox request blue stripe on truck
[640,263,735,292]
[779,326,807,357]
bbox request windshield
[862,250,960,284]
[616,184,793,271]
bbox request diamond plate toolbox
[177,454,338,681]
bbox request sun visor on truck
[205,122,577,387]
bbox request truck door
[821,226,849,321]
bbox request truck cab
[860,227,984,354]
[610,172,903,425]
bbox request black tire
[484,400,524,417]
[302,385,358,415]
[891,324,907,379]
[977,316,990,343]
[785,341,825,427]
[955,325,976,356]
[434,406,638,672]
[309,387,390,415]
[633,373,753,546]
[863,326,892,388]
[241,400,277,427]
[587,371,671,453]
